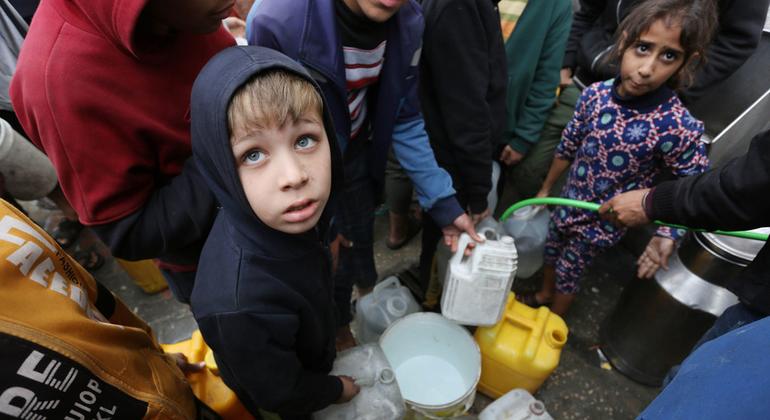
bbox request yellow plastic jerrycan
[161,330,254,420]
[474,293,568,397]
[116,258,168,294]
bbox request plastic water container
[486,161,501,214]
[354,276,421,343]
[475,293,568,397]
[503,206,549,279]
[116,258,168,294]
[161,331,254,420]
[478,388,553,420]
[441,229,518,326]
[314,343,404,420]
[380,313,481,418]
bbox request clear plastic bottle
[313,344,405,420]
[478,388,553,420]
[354,276,421,344]
[502,206,550,278]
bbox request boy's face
[231,113,332,234]
[145,0,235,34]
[618,19,686,97]
[342,0,408,22]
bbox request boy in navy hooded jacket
[189,46,359,419]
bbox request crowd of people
[2,0,770,418]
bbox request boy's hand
[499,145,524,166]
[560,68,574,87]
[442,213,484,256]
[169,353,206,374]
[470,208,490,226]
[336,375,360,403]
[637,236,675,279]
[330,234,353,274]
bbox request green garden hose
[500,197,769,242]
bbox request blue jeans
[662,302,764,387]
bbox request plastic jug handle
[373,276,401,297]
[449,233,472,267]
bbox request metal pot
[600,228,768,386]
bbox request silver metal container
[600,228,768,386]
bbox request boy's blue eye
[243,150,264,165]
[295,135,318,150]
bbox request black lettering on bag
[0,333,147,419]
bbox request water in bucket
[503,206,549,279]
[441,228,518,326]
[354,276,421,343]
[313,343,404,420]
[380,313,481,418]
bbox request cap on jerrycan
[354,276,421,343]
[441,230,518,326]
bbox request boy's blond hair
[228,70,323,139]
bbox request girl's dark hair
[608,0,718,90]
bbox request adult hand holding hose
[598,188,652,227]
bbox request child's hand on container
[336,375,361,403]
[637,236,675,279]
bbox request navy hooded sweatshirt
[189,46,344,419]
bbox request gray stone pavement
[23,200,660,419]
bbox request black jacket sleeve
[650,130,770,231]
[562,0,608,70]
[200,312,343,417]
[90,158,217,264]
[422,0,498,213]
[683,0,770,101]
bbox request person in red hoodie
[10,0,235,302]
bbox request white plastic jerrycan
[503,206,550,279]
[313,344,405,420]
[478,388,553,420]
[355,276,421,344]
[441,228,518,326]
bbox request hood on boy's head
[191,46,342,250]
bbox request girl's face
[618,19,686,97]
[231,113,332,234]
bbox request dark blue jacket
[247,0,463,226]
[189,46,344,419]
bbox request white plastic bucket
[379,313,481,418]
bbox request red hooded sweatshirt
[10,0,234,225]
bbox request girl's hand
[535,187,550,199]
[336,375,361,403]
[637,236,675,279]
